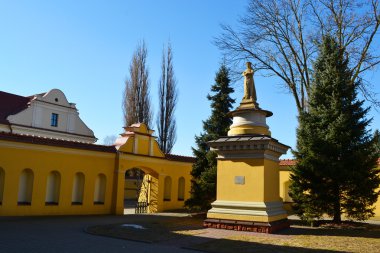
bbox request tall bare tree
[216,0,380,113]
[156,42,178,153]
[123,41,152,128]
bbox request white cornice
[216,153,280,162]
[31,100,77,113]
[208,200,287,217]
[209,138,289,159]
[11,125,96,143]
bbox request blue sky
[0,0,379,158]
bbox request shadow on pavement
[85,214,380,252]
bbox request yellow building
[0,88,378,220]
[279,159,380,220]
[0,123,193,216]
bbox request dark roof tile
[165,153,195,163]
[279,159,296,166]
[0,91,31,124]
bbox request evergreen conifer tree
[290,36,380,223]
[185,63,235,211]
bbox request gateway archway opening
[124,168,145,212]
[123,167,159,214]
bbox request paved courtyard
[0,215,203,253]
[2,213,380,253]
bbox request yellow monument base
[204,138,290,233]
[205,62,290,233]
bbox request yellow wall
[136,136,150,155]
[0,123,193,216]
[279,169,292,202]
[280,163,380,220]
[373,163,380,219]
[0,140,115,216]
[216,159,264,202]
[124,179,138,200]
[216,158,281,203]
[264,159,282,202]
[374,192,380,219]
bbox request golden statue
[242,62,257,102]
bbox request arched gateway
[113,123,192,214]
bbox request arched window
[0,168,4,205]
[94,174,106,204]
[18,169,34,205]
[177,177,185,201]
[164,176,172,201]
[72,172,85,205]
[45,171,61,205]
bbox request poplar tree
[123,41,153,128]
[185,63,235,211]
[290,36,380,223]
[157,42,178,154]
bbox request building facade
[0,89,193,216]
[0,89,96,143]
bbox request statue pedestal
[205,100,290,233]
[227,100,272,136]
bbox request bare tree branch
[216,0,380,112]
